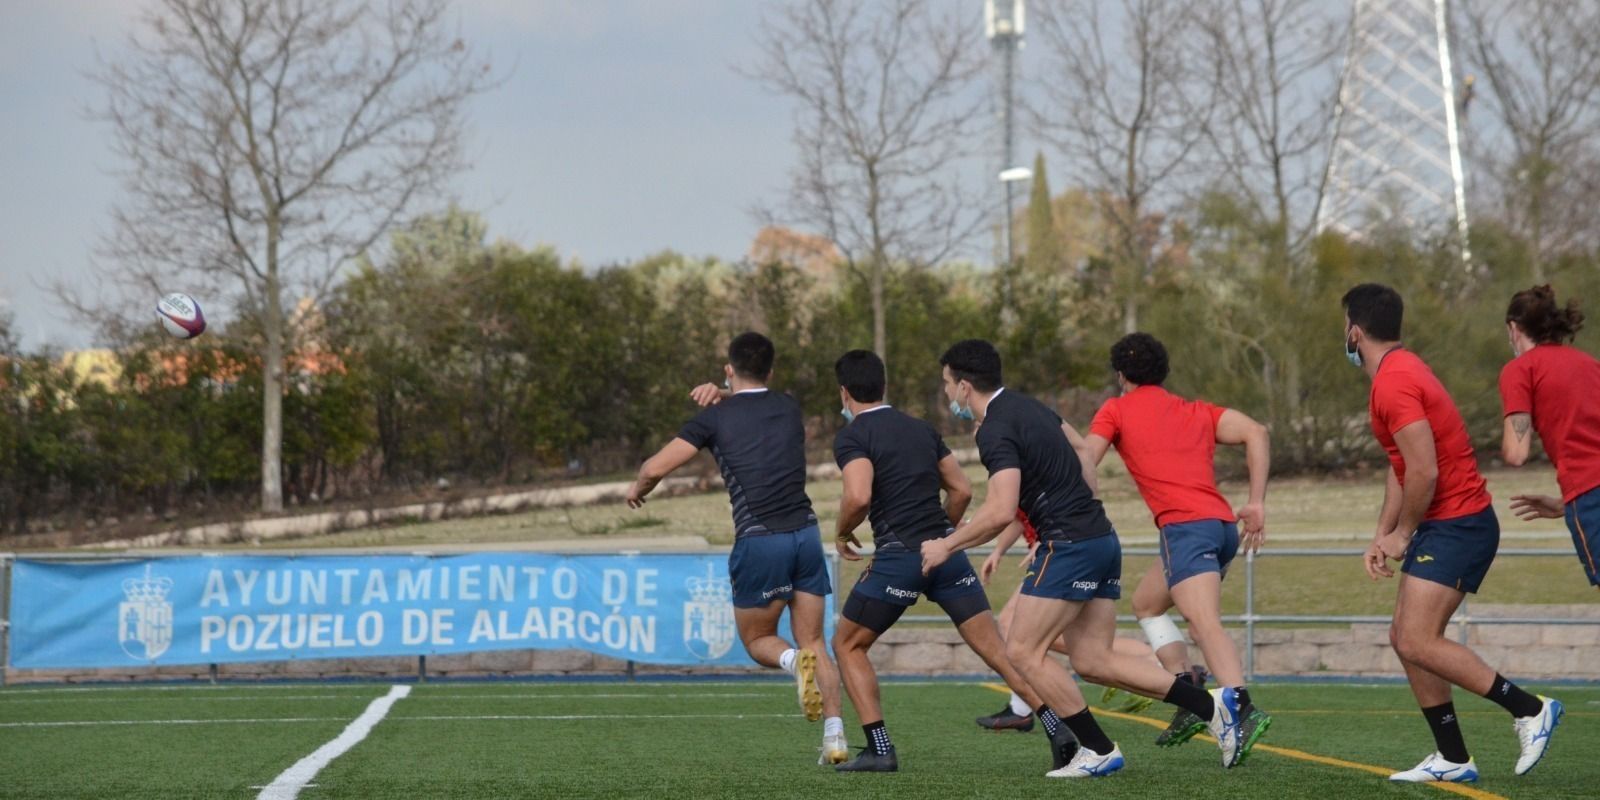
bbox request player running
[1495,285,1600,592]
[827,350,1046,773]
[920,339,1245,777]
[1079,333,1274,758]
[626,332,848,764]
[1340,284,1562,783]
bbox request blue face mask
[1345,338,1363,368]
[949,386,976,421]
[840,406,854,424]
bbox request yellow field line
[979,683,1507,800]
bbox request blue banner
[7,553,834,669]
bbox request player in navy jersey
[920,339,1245,776]
[825,350,1043,772]
[626,332,848,764]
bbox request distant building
[747,226,842,284]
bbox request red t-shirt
[1089,385,1236,528]
[1015,510,1038,546]
[1499,344,1600,503]
[1369,349,1491,521]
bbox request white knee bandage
[1138,613,1186,651]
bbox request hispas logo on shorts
[886,586,920,600]
[1071,580,1099,591]
[684,565,737,661]
[118,565,173,662]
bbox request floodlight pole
[988,1,1026,290]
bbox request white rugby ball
[156,293,206,339]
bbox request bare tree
[1461,0,1600,281]
[747,0,985,358]
[1032,0,1211,334]
[79,0,492,512]
[1197,0,1343,263]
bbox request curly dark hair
[1507,284,1584,345]
[1110,333,1169,387]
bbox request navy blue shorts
[1563,486,1600,586]
[1159,519,1240,588]
[851,547,986,607]
[728,525,832,608]
[1021,534,1122,601]
[1402,506,1499,594]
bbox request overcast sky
[1,0,893,350]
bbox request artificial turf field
[0,679,1595,799]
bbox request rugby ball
[157,293,206,339]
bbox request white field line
[0,717,345,728]
[0,711,794,729]
[396,713,796,721]
[256,685,411,800]
[0,679,984,696]
[0,691,773,704]
[0,695,371,704]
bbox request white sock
[779,648,798,675]
[824,716,845,738]
[1009,692,1031,717]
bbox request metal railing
[894,545,1595,681]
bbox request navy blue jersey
[976,389,1112,542]
[677,389,817,537]
[832,406,954,552]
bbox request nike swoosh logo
[1416,555,1434,563]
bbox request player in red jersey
[1342,284,1561,783]
[1495,285,1600,591]
[1081,333,1273,759]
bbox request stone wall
[8,605,1595,684]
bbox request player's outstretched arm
[835,458,874,561]
[688,383,731,408]
[1216,409,1271,552]
[625,438,700,508]
[935,453,972,525]
[1501,412,1534,467]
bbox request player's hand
[689,383,726,407]
[836,531,864,561]
[979,552,1001,585]
[625,484,647,509]
[1509,493,1563,521]
[921,539,951,576]
[1363,540,1394,580]
[1236,502,1267,554]
[1377,531,1410,562]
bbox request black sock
[1178,667,1205,688]
[1036,705,1062,738]
[1063,708,1116,755]
[1484,674,1543,718]
[1164,677,1215,719]
[1235,686,1254,715]
[1421,703,1470,764]
[863,720,893,755]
